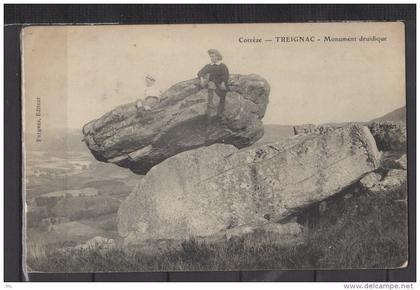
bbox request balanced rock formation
[118,125,380,244]
[82,74,270,174]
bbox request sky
[22,22,405,133]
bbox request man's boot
[207,89,215,115]
[205,89,215,143]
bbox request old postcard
[22,22,407,273]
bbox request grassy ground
[295,180,408,269]
[26,180,408,272]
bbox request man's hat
[145,74,156,81]
[208,49,223,60]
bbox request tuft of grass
[27,182,408,272]
[27,235,308,272]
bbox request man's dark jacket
[197,63,229,97]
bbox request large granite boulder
[294,121,407,152]
[367,121,406,152]
[82,74,270,174]
[118,125,380,243]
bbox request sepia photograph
[21,22,407,273]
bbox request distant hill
[370,107,406,123]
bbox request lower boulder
[118,125,380,243]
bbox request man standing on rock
[197,49,230,116]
